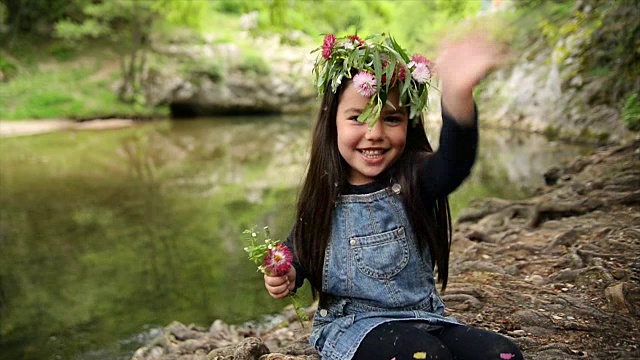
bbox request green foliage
[238,50,271,76]
[53,0,206,103]
[0,56,167,120]
[211,0,480,52]
[1,0,87,37]
[543,125,562,141]
[54,1,156,47]
[0,55,18,80]
[155,0,205,30]
[587,65,611,78]
[0,2,7,28]
[622,93,640,131]
[582,0,640,104]
[578,127,610,144]
[47,42,76,61]
[180,57,224,83]
[496,0,639,113]
[499,0,575,52]
[1,0,487,120]
[243,226,282,273]
[214,0,255,14]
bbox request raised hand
[435,35,508,124]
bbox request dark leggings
[353,322,524,360]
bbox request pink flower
[322,34,336,60]
[352,71,378,97]
[263,243,293,276]
[408,61,431,83]
[396,66,406,82]
[381,61,406,85]
[411,54,434,67]
[411,53,429,65]
[409,53,434,83]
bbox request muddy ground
[132,138,640,360]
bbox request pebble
[525,274,544,285]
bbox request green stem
[289,293,309,327]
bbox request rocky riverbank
[131,138,640,360]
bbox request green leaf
[384,58,395,90]
[390,36,410,63]
[373,51,382,83]
[358,102,375,123]
[400,68,412,104]
[385,99,397,111]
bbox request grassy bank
[0,39,169,121]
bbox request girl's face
[336,82,408,185]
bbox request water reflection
[0,116,587,360]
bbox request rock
[605,282,640,315]
[167,321,201,341]
[207,337,269,360]
[525,274,545,285]
[234,337,270,360]
[512,309,553,328]
[143,34,316,117]
[458,260,506,275]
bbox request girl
[264,34,524,360]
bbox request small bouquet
[243,226,309,325]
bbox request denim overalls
[309,184,460,360]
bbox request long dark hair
[293,82,452,307]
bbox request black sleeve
[418,104,479,197]
[284,229,307,292]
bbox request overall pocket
[352,226,409,279]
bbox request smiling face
[336,82,409,185]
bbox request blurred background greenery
[0,0,485,120]
[0,0,638,125]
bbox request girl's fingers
[264,274,287,287]
[264,274,291,299]
[267,282,290,299]
[434,35,510,94]
[264,268,296,299]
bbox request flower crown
[312,33,434,127]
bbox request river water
[0,115,589,360]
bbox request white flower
[342,41,354,50]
